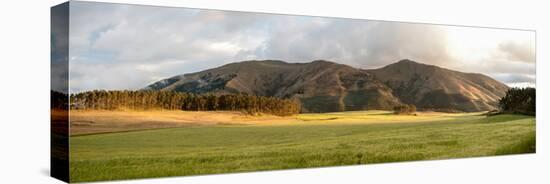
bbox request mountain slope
[145,59,509,112]
[144,60,402,112]
[367,59,509,112]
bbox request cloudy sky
[64,1,535,93]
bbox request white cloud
[67,1,536,92]
[498,41,535,63]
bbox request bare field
[70,110,485,135]
[69,110,293,135]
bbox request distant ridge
[145,59,509,112]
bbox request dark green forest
[69,90,301,116]
[498,87,536,115]
[51,90,68,110]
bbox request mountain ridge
[144,59,509,112]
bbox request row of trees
[69,90,301,116]
[393,104,417,115]
[498,87,535,115]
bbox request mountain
[144,59,509,112]
[144,60,402,112]
[367,59,509,112]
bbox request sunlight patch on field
[296,110,486,125]
[70,110,488,135]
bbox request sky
[63,1,536,93]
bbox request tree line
[498,87,535,115]
[69,90,301,116]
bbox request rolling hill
[144,59,509,112]
[367,59,509,112]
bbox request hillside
[144,60,402,112]
[145,59,509,112]
[367,59,509,112]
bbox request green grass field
[69,111,535,182]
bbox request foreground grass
[69,113,535,182]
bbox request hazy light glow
[446,26,535,63]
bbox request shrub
[498,87,535,115]
[394,104,416,115]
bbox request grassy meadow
[69,111,535,182]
